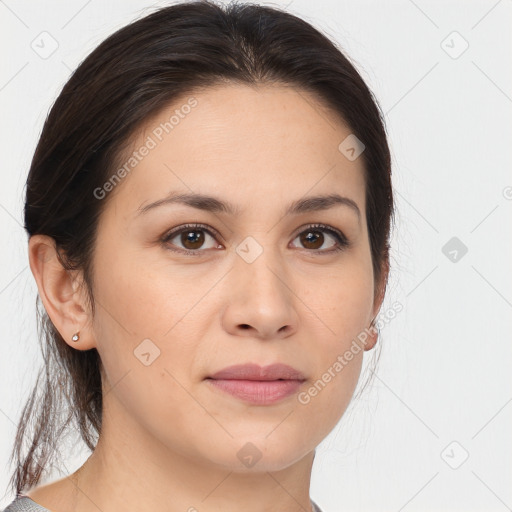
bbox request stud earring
[71,332,80,343]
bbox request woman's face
[87,83,381,472]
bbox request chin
[202,435,313,473]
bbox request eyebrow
[137,191,361,222]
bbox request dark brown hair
[9,0,394,495]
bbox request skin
[27,83,387,512]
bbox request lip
[208,363,306,381]
[205,363,306,405]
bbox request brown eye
[300,230,326,250]
[291,224,349,253]
[180,229,206,250]
[161,224,221,254]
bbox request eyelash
[160,223,350,256]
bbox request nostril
[240,324,251,329]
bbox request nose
[221,249,299,340]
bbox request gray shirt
[2,495,324,512]
[2,497,48,512]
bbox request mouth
[205,363,306,405]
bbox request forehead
[105,83,366,219]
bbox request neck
[70,392,316,512]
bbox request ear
[28,234,96,351]
[364,258,390,352]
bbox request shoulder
[1,496,51,512]
[311,499,324,512]
[6,476,75,512]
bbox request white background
[1,0,511,511]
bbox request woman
[2,1,394,511]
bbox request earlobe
[363,318,380,351]
[364,259,389,352]
[28,234,96,350]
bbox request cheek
[90,270,201,438]
[90,248,209,408]
[305,256,374,342]
[288,347,364,456]
[99,352,211,459]
[91,243,204,339]
[296,258,373,417]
